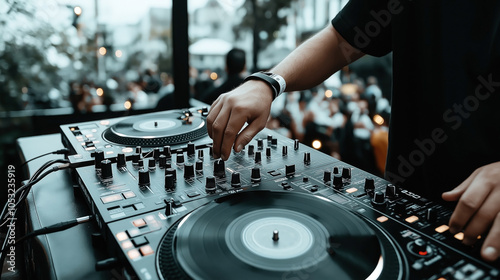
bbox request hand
[442,162,500,262]
[206,81,273,160]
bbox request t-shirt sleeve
[332,0,393,57]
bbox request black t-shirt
[332,0,500,201]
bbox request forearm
[271,25,364,91]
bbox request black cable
[19,148,69,168]
[15,215,93,244]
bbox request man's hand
[207,81,273,160]
[442,162,500,262]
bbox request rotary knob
[385,184,397,198]
[323,171,331,182]
[333,174,343,189]
[271,138,278,146]
[138,169,150,186]
[159,154,167,169]
[163,146,172,158]
[100,159,113,179]
[165,168,177,182]
[195,159,203,173]
[410,239,431,257]
[231,172,241,188]
[186,143,195,157]
[197,149,204,160]
[294,139,300,150]
[176,153,185,165]
[341,167,351,179]
[303,152,311,164]
[117,153,126,168]
[135,146,142,155]
[251,167,261,183]
[266,147,272,158]
[248,145,255,155]
[364,178,375,193]
[94,150,105,169]
[333,166,339,174]
[165,174,175,191]
[153,148,160,160]
[285,164,295,176]
[205,176,217,194]
[254,151,262,164]
[267,135,273,142]
[131,153,140,165]
[148,158,156,171]
[282,146,288,156]
[257,139,264,149]
[371,191,386,207]
[184,163,194,179]
[214,159,225,177]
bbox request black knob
[164,199,173,216]
[137,159,144,168]
[205,176,216,194]
[282,146,288,156]
[426,208,437,223]
[184,163,194,179]
[251,167,261,183]
[165,168,177,182]
[341,167,351,179]
[101,159,113,179]
[372,191,386,207]
[254,151,262,163]
[411,239,429,256]
[163,146,172,158]
[176,152,185,165]
[195,159,203,173]
[165,174,175,191]
[323,171,331,182]
[117,153,126,168]
[385,184,397,198]
[285,164,295,176]
[393,201,406,215]
[135,146,142,154]
[303,176,309,182]
[303,152,311,164]
[231,172,241,188]
[266,147,272,158]
[267,134,273,142]
[131,153,140,165]
[201,106,208,113]
[214,159,225,177]
[294,139,300,150]
[333,166,339,174]
[248,145,255,155]
[364,178,375,193]
[209,145,213,158]
[94,150,105,169]
[271,138,278,146]
[148,158,156,171]
[187,142,196,156]
[333,174,343,189]
[257,139,264,149]
[138,169,150,186]
[197,149,204,160]
[153,148,160,160]
[159,154,167,169]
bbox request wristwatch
[243,72,287,100]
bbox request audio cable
[19,148,70,168]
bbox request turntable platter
[102,111,207,147]
[157,191,406,280]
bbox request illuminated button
[76,136,84,141]
[85,147,96,151]
[116,231,128,241]
[92,129,97,133]
[132,218,146,228]
[405,215,419,223]
[377,216,389,223]
[104,144,112,148]
[127,249,141,260]
[454,232,464,241]
[127,228,141,238]
[122,147,134,153]
[100,120,110,125]
[101,194,123,204]
[145,215,155,222]
[346,187,358,194]
[70,127,75,131]
[86,134,94,138]
[122,191,136,199]
[121,240,133,249]
[105,151,114,155]
[435,225,449,233]
[140,245,154,256]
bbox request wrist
[244,72,287,100]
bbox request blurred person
[199,48,246,105]
[142,69,162,94]
[365,76,382,101]
[127,82,148,109]
[206,1,500,262]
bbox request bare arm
[207,25,364,160]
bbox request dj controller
[60,107,500,279]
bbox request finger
[206,97,224,139]
[448,175,493,234]
[442,168,479,202]
[219,108,247,160]
[234,116,268,153]
[210,105,232,159]
[481,212,500,262]
[461,190,500,245]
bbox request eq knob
[285,164,295,176]
[135,146,142,155]
[323,171,331,182]
[333,175,343,189]
[138,169,150,186]
[165,168,177,182]
[159,155,167,169]
[333,167,339,174]
[266,147,272,158]
[271,138,278,146]
[94,150,105,169]
[131,153,140,165]
[254,151,262,163]
[248,145,255,155]
[341,168,351,179]
[214,159,226,177]
[371,191,386,207]
[231,172,241,188]
[117,153,126,168]
[195,159,203,173]
[153,148,160,160]
[184,163,194,179]
[205,176,216,194]
[197,149,204,160]
[303,152,311,164]
[176,153,185,165]
[364,178,375,193]
[251,167,261,183]
[282,146,288,156]
[100,159,113,179]
[148,158,156,171]
[294,139,300,150]
[385,184,397,198]
[187,142,196,156]
[267,134,273,142]
[257,139,264,149]
[163,146,172,158]
[165,174,175,191]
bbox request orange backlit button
[132,218,146,228]
[345,187,358,193]
[121,240,133,249]
[454,232,464,241]
[101,194,123,204]
[377,216,389,223]
[116,231,128,241]
[123,191,136,199]
[435,225,449,233]
[140,245,154,256]
[405,215,419,223]
[127,249,141,260]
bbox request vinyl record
[102,111,207,147]
[157,191,406,280]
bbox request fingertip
[482,246,499,262]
